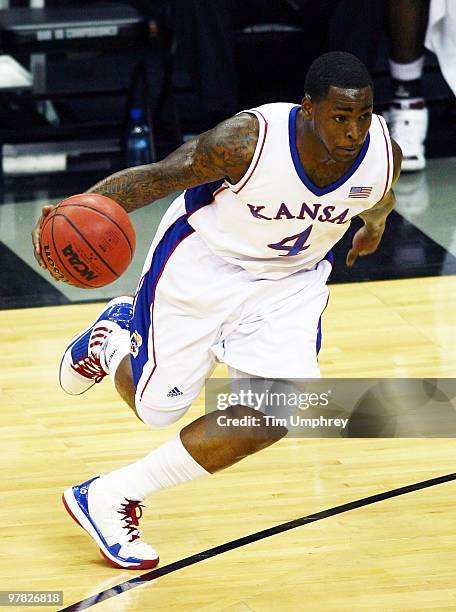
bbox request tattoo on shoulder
[195,113,260,184]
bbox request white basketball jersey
[183,103,393,279]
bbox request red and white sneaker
[59,296,133,395]
[62,476,159,570]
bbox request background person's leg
[387,0,430,171]
[389,0,430,65]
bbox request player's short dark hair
[304,52,373,101]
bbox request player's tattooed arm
[346,139,402,267]
[32,114,258,266]
[88,113,260,212]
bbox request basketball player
[32,52,402,569]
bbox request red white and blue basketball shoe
[63,476,159,569]
[59,296,133,395]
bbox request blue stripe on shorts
[130,215,194,391]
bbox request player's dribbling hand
[346,225,383,267]
[32,204,58,269]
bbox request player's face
[306,85,373,163]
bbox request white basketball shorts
[130,195,332,412]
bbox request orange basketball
[40,193,136,288]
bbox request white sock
[389,56,425,81]
[392,97,425,109]
[96,433,209,501]
[101,328,130,379]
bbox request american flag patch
[349,186,373,198]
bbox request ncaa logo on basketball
[61,243,99,281]
[130,330,142,358]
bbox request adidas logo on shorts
[167,386,183,397]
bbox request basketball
[40,193,136,288]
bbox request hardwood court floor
[1,276,455,611]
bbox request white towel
[425,0,456,95]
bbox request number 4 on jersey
[267,226,313,256]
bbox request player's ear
[301,94,313,119]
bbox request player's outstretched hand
[346,225,383,267]
[32,204,57,269]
